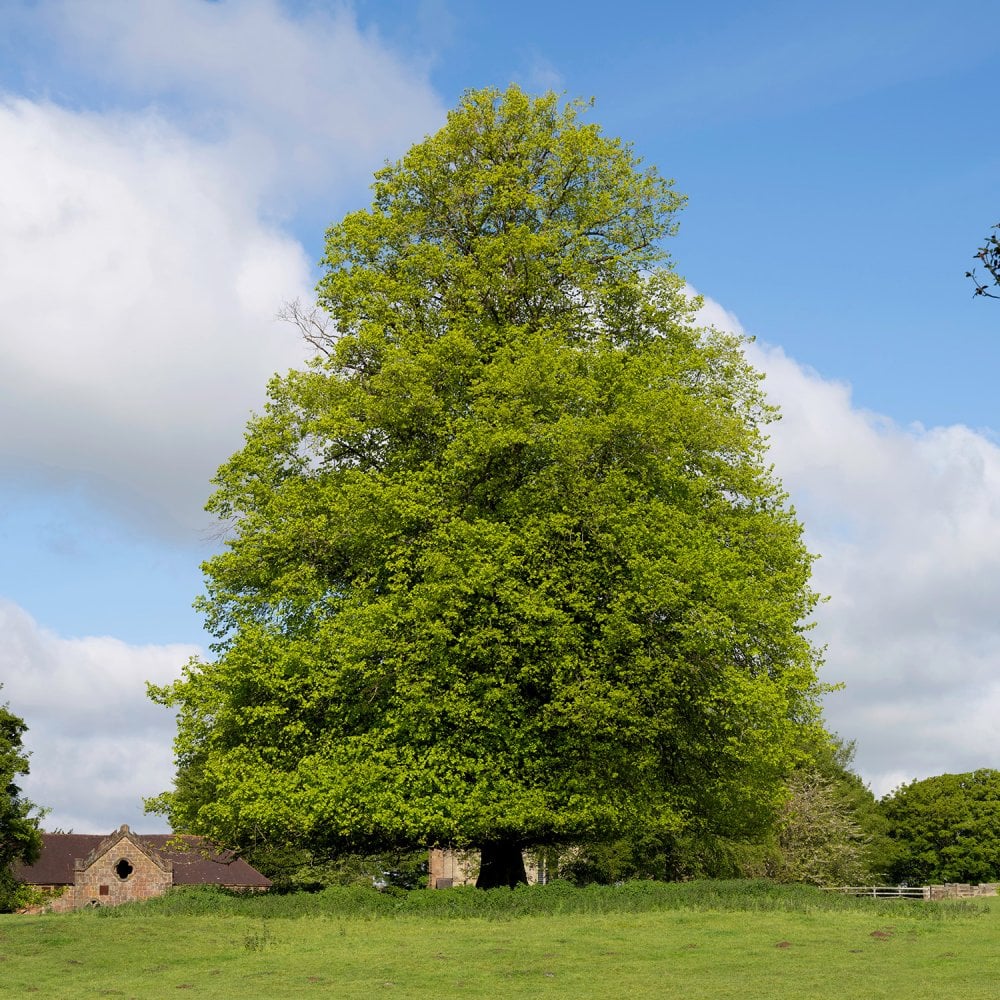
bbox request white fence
[824,883,998,900]
[823,885,928,899]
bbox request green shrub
[86,879,984,922]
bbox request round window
[114,858,134,880]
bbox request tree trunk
[476,839,528,889]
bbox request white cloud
[46,0,444,199]
[520,52,565,94]
[698,292,1000,797]
[0,599,196,832]
[0,97,313,536]
[0,1,446,540]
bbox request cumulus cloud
[45,0,444,199]
[698,292,1000,796]
[0,599,195,832]
[0,97,313,536]
[0,1,445,540]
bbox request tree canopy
[149,86,824,886]
[1,689,43,911]
[881,770,1000,884]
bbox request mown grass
[0,881,995,999]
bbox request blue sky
[2,0,999,833]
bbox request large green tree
[881,770,1000,884]
[1,689,43,911]
[150,87,824,887]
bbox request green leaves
[0,688,44,911]
[320,87,683,347]
[882,770,1000,884]
[967,223,1000,299]
[151,86,823,865]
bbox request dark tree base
[476,840,528,889]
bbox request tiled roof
[13,830,272,889]
[145,834,272,887]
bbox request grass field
[1,882,996,999]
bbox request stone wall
[47,833,172,912]
[927,882,998,900]
[428,847,479,888]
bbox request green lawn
[0,885,995,999]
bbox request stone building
[427,846,555,888]
[14,824,271,911]
[427,847,480,888]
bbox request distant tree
[881,770,1000,884]
[0,690,43,911]
[771,770,870,885]
[149,85,825,888]
[800,736,895,879]
[966,224,1000,298]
